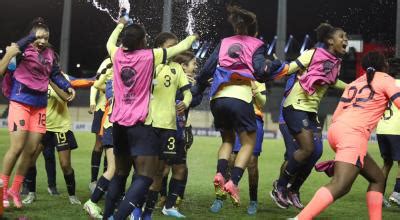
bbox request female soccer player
[0,18,75,208]
[271,23,348,208]
[210,81,266,215]
[375,58,400,206]
[103,17,197,219]
[191,5,284,206]
[21,75,81,205]
[84,62,115,219]
[293,52,398,220]
[88,58,111,193]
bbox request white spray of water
[90,0,131,22]
[185,0,207,35]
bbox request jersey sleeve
[153,36,197,67]
[381,75,400,109]
[287,49,314,75]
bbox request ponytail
[361,51,387,92]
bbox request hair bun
[32,17,46,25]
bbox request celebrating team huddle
[1,4,400,220]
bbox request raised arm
[153,35,198,67]
[107,23,124,60]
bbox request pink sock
[10,175,24,194]
[366,191,382,220]
[297,187,334,220]
[0,174,10,198]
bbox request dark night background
[0,0,396,77]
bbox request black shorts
[113,123,159,157]
[282,106,320,135]
[91,110,104,134]
[102,127,114,149]
[377,134,400,161]
[210,97,257,133]
[154,128,187,165]
[42,130,78,152]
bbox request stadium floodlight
[267,36,277,56]
[0,50,3,54]
[76,63,81,68]
[300,35,310,54]
[284,35,293,54]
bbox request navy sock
[104,175,128,218]
[165,178,185,209]
[179,169,188,199]
[91,151,102,182]
[43,145,56,187]
[25,166,37,193]
[64,169,76,196]
[278,156,304,188]
[113,175,153,219]
[143,190,159,215]
[230,167,244,185]
[249,184,258,201]
[217,159,229,178]
[394,178,400,193]
[290,164,313,192]
[91,175,110,203]
[160,175,168,197]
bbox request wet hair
[121,24,146,51]
[361,51,387,91]
[388,57,400,77]
[173,51,195,65]
[154,32,178,48]
[315,23,343,45]
[227,5,258,36]
[30,17,49,34]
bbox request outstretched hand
[5,43,20,57]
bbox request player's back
[332,72,400,135]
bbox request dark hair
[122,24,146,51]
[227,5,258,36]
[315,23,342,45]
[173,51,195,65]
[361,51,387,91]
[154,32,178,48]
[30,17,49,33]
[388,58,400,77]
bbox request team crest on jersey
[227,43,243,59]
[120,66,137,87]
[171,68,176,74]
[322,60,335,75]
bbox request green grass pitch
[0,129,399,219]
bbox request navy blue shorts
[282,106,320,135]
[91,110,104,134]
[42,130,78,152]
[210,97,257,133]
[279,123,298,160]
[233,116,264,156]
[102,127,114,149]
[113,123,159,157]
[377,134,400,161]
[155,128,187,165]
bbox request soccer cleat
[89,181,97,194]
[389,192,400,206]
[210,199,223,213]
[287,191,304,209]
[22,192,36,205]
[224,180,240,207]
[213,173,227,200]
[270,181,289,209]
[383,197,392,208]
[83,200,103,219]
[247,200,257,215]
[287,217,299,220]
[162,206,186,218]
[47,186,60,196]
[3,192,10,208]
[155,195,166,209]
[130,207,142,220]
[69,195,82,205]
[8,189,22,208]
